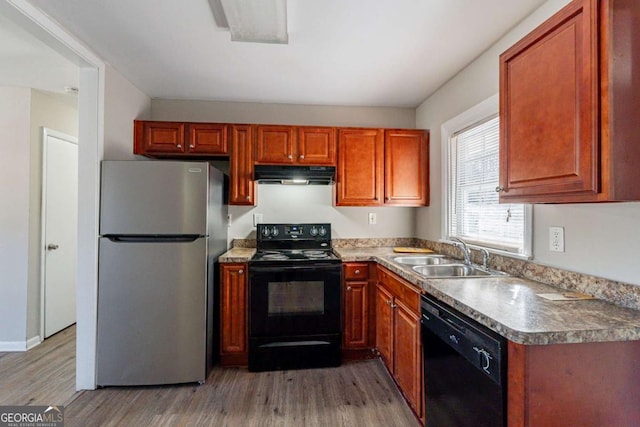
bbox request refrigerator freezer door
[100,161,209,236]
[97,237,207,385]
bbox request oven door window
[268,281,324,316]
[249,265,341,337]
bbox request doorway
[41,128,78,338]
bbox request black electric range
[248,223,342,372]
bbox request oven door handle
[249,263,340,274]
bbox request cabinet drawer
[344,263,369,280]
[376,265,420,315]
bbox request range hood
[254,165,335,185]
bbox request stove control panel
[257,223,331,242]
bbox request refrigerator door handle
[104,235,203,243]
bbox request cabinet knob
[386,299,392,305]
[287,154,293,159]
[238,269,244,274]
[176,144,182,149]
[495,186,505,193]
[347,286,352,291]
[354,269,360,274]
[189,144,195,149]
[299,155,305,159]
[245,196,250,200]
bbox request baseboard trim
[26,335,42,350]
[0,341,27,352]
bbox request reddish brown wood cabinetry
[220,263,248,366]
[134,121,186,155]
[499,0,640,203]
[188,123,228,154]
[297,127,336,165]
[384,130,429,206]
[255,125,296,164]
[508,340,640,426]
[336,128,384,206]
[336,128,429,206]
[375,266,422,418]
[229,125,256,206]
[134,120,228,156]
[342,263,375,359]
[255,125,336,165]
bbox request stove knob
[318,226,327,236]
[271,227,279,237]
[261,228,271,237]
[310,226,318,236]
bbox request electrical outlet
[253,213,263,227]
[368,212,377,225]
[549,226,565,252]
[226,214,232,228]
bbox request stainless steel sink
[412,264,500,278]
[393,255,455,265]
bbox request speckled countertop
[218,246,640,345]
[218,247,255,263]
[335,247,640,345]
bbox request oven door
[249,262,341,338]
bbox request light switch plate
[253,213,263,227]
[368,212,377,225]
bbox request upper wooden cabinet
[499,0,640,203]
[336,128,429,206]
[297,127,337,165]
[384,130,429,206]
[229,125,256,206]
[134,120,228,156]
[336,128,385,206]
[255,125,336,165]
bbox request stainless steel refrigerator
[97,160,227,386]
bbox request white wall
[416,0,640,286]
[152,99,417,242]
[104,65,151,160]
[0,87,31,347]
[229,185,415,240]
[27,89,79,340]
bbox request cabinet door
[393,299,422,416]
[229,125,255,205]
[134,121,186,155]
[499,0,598,202]
[220,264,247,357]
[255,125,296,164]
[384,130,429,206]
[336,129,384,206]
[343,280,369,349]
[187,123,228,155]
[297,127,337,165]
[375,284,394,370]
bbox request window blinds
[449,116,526,253]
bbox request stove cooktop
[252,249,340,262]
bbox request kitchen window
[441,95,531,256]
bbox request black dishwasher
[421,294,507,427]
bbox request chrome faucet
[451,237,472,265]
[479,248,490,270]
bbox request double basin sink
[393,254,507,278]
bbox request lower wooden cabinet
[220,263,248,366]
[342,262,376,359]
[375,266,423,418]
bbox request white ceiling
[0,11,78,97]
[23,0,546,108]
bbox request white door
[42,128,78,338]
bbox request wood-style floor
[0,327,420,426]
